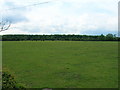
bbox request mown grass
[2,41,118,88]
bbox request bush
[2,69,26,89]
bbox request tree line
[2,34,120,41]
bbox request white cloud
[1,0,118,35]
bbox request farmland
[2,41,118,88]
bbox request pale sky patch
[0,0,119,35]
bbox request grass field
[2,41,118,88]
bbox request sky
[0,0,119,35]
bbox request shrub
[2,69,26,89]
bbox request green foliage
[3,41,118,88]
[2,69,25,89]
[2,34,119,41]
[106,34,114,40]
[106,33,114,37]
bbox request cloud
[1,0,118,35]
[1,0,28,24]
[3,13,28,24]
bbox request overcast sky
[0,0,119,35]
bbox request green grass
[2,41,118,88]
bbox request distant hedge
[2,34,120,41]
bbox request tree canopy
[2,34,119,41]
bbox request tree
[99,34,105,41]
[113,34,116,37]
[106,33,114,41]
[0,20,11,32]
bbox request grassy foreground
[2,41,118,88]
